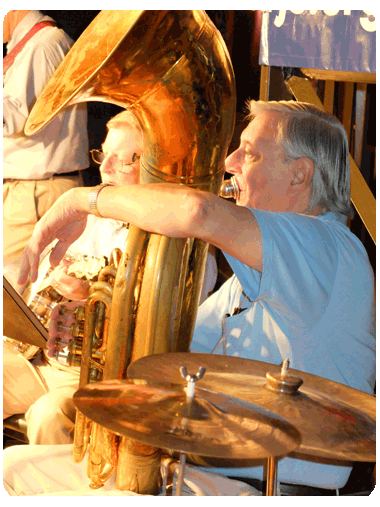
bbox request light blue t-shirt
[191,210,375,489]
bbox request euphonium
[25,10,236,494]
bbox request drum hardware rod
[176,452,187,496]
[174,366,207,495]
[266,357,292,496]
[266,456,278,496]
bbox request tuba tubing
[72,282,113,464]
[25,10,236,494]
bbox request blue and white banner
[260,10,376,73]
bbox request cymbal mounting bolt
[281,358,290,376]
[180,366,206,399]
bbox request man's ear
[290,157,314,188]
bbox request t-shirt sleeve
[224,210,338,331]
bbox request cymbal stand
[265,359,299,496]
[266,457,279,496]
[176,452,187,496]
[175,366,206,496]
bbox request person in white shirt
[3,10,89,280]
[3,110,218,446]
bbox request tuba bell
[25,10,236,494]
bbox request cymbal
[127,353,376,462]
[73,379,301,465]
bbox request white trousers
[3,444,260,496]
[3,344,79,444]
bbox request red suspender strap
[3,21,57,75]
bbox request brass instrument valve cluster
[89,363,103,382]
[61,303,105,382]
[57,252,120,375]
[29,285,65,328]
[59,305,85,367]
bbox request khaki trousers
[3,174,83,266]
[3,343,79,445]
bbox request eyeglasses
[90,149,141,172]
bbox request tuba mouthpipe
[219,176,239,200]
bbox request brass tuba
[25,10,236,494]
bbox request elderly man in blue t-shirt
[9,100,375,496]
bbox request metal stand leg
[174,367,206,496]
[176,452,187,496]
[266,456,278,496]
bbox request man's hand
[17,188,89,286]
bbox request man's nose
[225,149,242,174]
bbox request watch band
[88,183,112,218]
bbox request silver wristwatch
[88,183,112,218]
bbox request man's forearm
[95,183,203,238]
[93,183,263,270]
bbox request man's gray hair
[248,100,352,216]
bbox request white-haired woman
[4,109,217,446]
[3,111,142,446]
[46,110,143,302]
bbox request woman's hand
[18,187,89,286]
[47,300,85,359]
